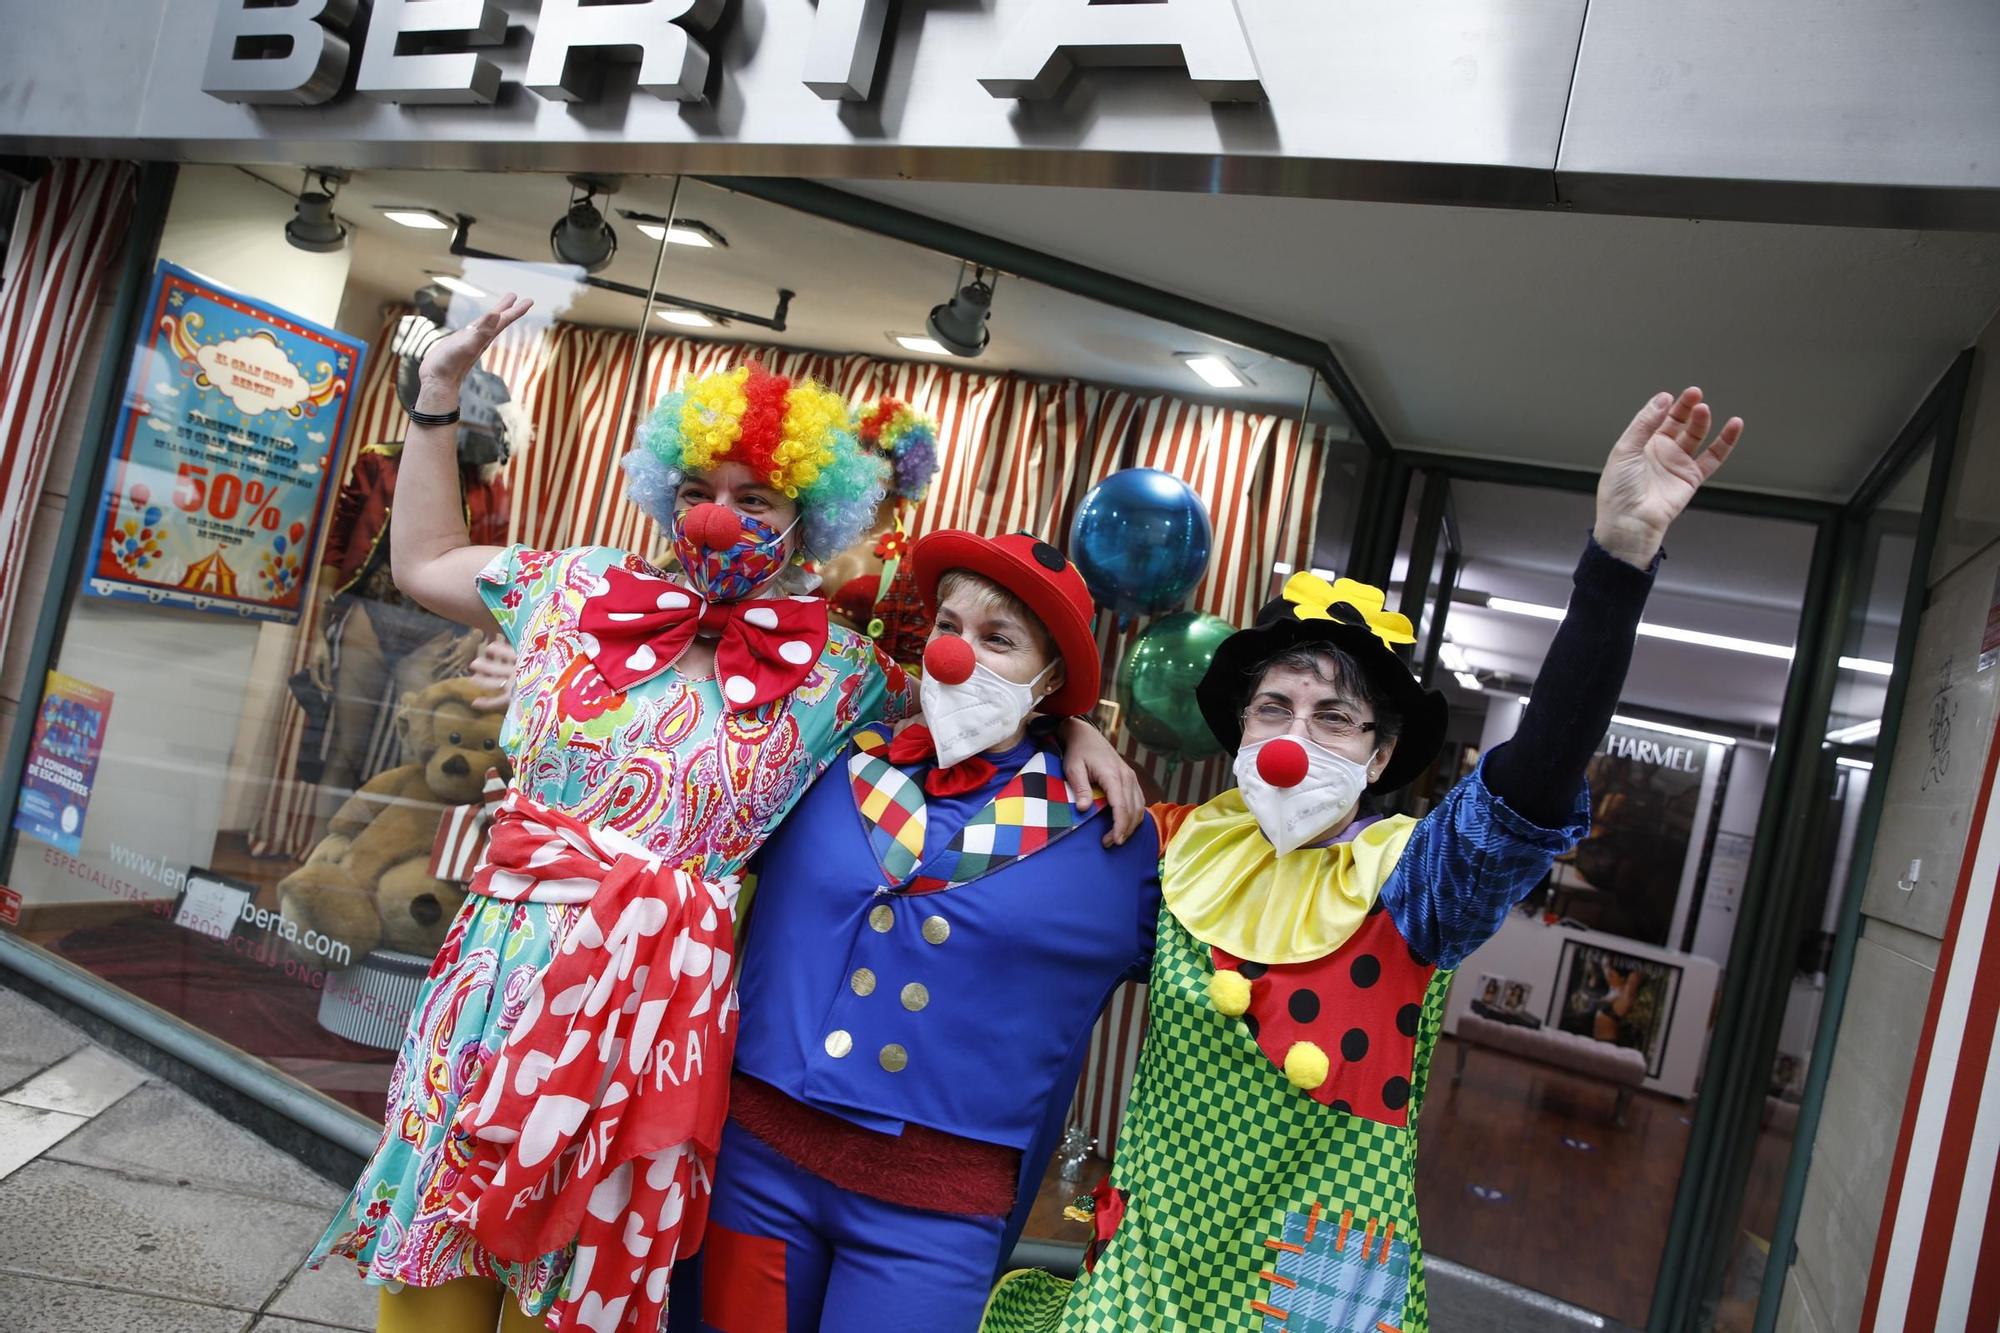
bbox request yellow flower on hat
[1280,572,1416,649]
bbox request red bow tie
[884,723,998,797]
[576,563,829,711]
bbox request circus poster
[84,261,366,623]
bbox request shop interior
[1383,475,1910,1326]
[0,161,1951,1329]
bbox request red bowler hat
[912,530,1101,717]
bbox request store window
[1403,477,1816,1327]
[0,162,1356,1244]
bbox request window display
[0,167,1346,1230]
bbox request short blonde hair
[936,569,1057,662]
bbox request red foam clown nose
[683,503,745,552]
[1256,737,1311,789]
[924,635,976,685]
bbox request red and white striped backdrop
[1861,703,2000,1332]
[251,312,1332,865]
[0,160,136,668]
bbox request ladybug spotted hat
[1195,572,1448,793]
[912,530,1101,717]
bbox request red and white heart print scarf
[448,793,738,1333]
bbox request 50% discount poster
[85,261,368,623]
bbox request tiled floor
[0,987,374,1333]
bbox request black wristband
[408,405,461,427]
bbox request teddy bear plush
[277,677,505,965]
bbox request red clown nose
[923,635,976,686]
[1256,736,1311,789]
[682,502,745,552]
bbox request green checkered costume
[982,905,1452,1333]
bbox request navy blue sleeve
[1382,758,1591,970]
[1484,535,1657,826]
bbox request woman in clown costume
[305,297,1136,1333]
[983,387,1744,1333]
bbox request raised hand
[1594,387,1744,568]
[415,293,535,407]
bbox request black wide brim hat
[1195,575,1449,794]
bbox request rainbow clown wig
[623,363,887,561]
[855,398,940,505]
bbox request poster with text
[13,672,114,857]
[84,261,366,623]
[1568,722,1715,945]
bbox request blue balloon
[144,506,162,525]
[1068,468,1213,618]
[273,536,287,554]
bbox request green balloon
[1117,611,1237,760]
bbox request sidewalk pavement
[0,986,375,1333]
[0,982,1619,1333]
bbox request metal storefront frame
[1746,353,1975,1332]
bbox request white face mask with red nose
[919,634,1053,768]
[1232,735,1375,856]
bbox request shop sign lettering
[201,0,1263,108]
[1599,730,1703,774]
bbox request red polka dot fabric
[1213,905,1435,1126]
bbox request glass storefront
[0,157,1962,1332]
[0,160,1355,1244]
[1387,476,1819,1326]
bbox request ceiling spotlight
[551,175,619,274]
[1181,354,1245,389]
[410,284,450,329]
[658,308,714,328]
[430,274,488,299]
[926,265,995,358]
[285,168,348,254]
[379,206,453,230]
[893,334,951,356]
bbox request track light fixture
[550,175,619,273]
[285,168,349,254]
[926,264,996,358]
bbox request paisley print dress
[308,544,912,1313]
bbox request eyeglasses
[1240,700,1376,747]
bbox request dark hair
[1245,644,1405,745]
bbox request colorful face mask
[672,508,798,602]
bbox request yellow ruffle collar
[1162,789,1416,965]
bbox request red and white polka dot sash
[575,562,829,711]
[450,794,739,1333]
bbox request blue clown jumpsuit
[689,724,1162,1332]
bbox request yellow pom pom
[1208,968,1251,1017]
[1284,1040,1330,1090]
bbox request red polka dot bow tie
[576,563,829,711]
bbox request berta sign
[201,0,1265,108]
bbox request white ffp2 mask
[1233,735,1374,856]
[920,661,1051,767]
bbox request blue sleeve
[1382,756,1591,970]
